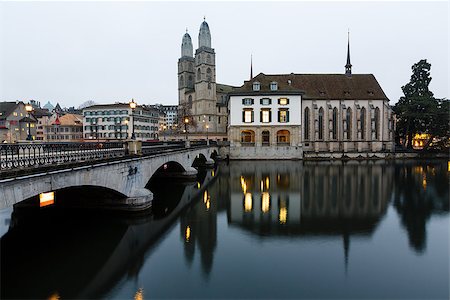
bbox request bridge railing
[0,142,125,171]
[141,141,185,155]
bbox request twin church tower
[178,19,233,137]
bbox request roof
[57,114,83,126]
[230,73,389,100]
[32,107,52,118]
[0,102,19,120]
[217,84,238,94]
[84,103,131,110]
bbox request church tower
[193,19,217,133]
[178,30,195,118]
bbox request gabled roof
[0,102,19,120]
[231,73,389,100]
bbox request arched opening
[346,108,352,140]
[207,54,211,64]
[192,153,207,168]
[206,68,212,82]
[361,107,366,140]
[318,107,324,140]
[241,130,255,146]
[179,75,184,87]
[262,130,270,146]
[277,130,290,145]
[147,161,186,189]
[197,68,201,80]
[188,75,193,89]
[304,107,310,140]
[188,95,193,108]
[332,107,338,140]
[374,107,380,140]
[210,150,219,160]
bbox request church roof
[231,73,389,101]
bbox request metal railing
[0,142,125,171]
[141,141,185,155]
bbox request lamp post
[25,103,33,141]
[184,116,189,141]
[124,119,129,139]
[206,124,209,141]
[129,99,137,140]
[162,125,167,141]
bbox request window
[241,130,255,144]
[361,107,366,140]
[260,109,271,123]
[242,98,254,106]
[374,107,380,140]
[278,109,289,123]
[206,68,212,81]
[304,107,310,140]
[252,82,260,91]
[318,107,324,140]
[277,130,290,145]
[188,95,193,108]
[262,130,270,145]
[260,98,272,105]
[13,112,18,116]
[346,108,352,140]
[332,107,338,140]
[270,82,278,91]
[243,109,254,123]
[197,68,201,80]
[278,98,289,105]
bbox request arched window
[206,68,212,81]
[197,68,201,80]
[188,75,193,88]
[360,107,366,140]
[318,107,324,140]
[346,108,352,140]
[277,130,290,145]
[262,130,270,146]
[332,107,338,140]
[179,75,184,86]
[374,107,380,140]
[241,130,255,145]
[304,107,310,140]
[188,95,192,108]
[207,54,211,64]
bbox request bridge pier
[124,188,153,211]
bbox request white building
[228,41,394,159]
[82,103,160,141]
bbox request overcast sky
[0,1,448,108]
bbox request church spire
[345,30,352,76]
[250,54,253,79]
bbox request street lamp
[25,103,33,141]
[92,120,98,140]
[123,119,129,139]
[129,98,137,140]
[162,125,167,141]
[184,116,189,141]
[206,124,209,141]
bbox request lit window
[252,82,260,91]
[13,112,18,116]
[278,98,289,105]
[278,109,289,123]
[270,82,278,91]
[261,109,271,123]
[243,109,253,123]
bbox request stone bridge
[0,146,219,211]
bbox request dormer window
[270,82,278,91]
[252,82,260,91]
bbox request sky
[0,1,448,108]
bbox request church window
[197,68,201,80]
[188,75,193,88]
[374,107,380,140]
[188,95,192,108]
[318,107,324,140]
[270,82,278,91]
[346,108,352,140]
[206,68,212,81]
[252,82,260,91]
[360,107,366,140]
[304,107,310,140]
[332,107,338,140]
[207,54,211,64]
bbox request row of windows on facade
[241,130,291,145]
[84,132,157,138]
[252,81,279,91]
[242,109,289,123]
[86,117,158,124]
[45,127,82,133]
[303,106,384,140]
[180,67,213,86]
[84,110,159,117]
[84,125,158,131]
[47,134,83,140]
[242,98,289,106]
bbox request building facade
[0,101,37,142]
[178,20,235,140]
[228,43,394,159]
[83,103,160,141]
[44,113,83,142]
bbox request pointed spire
[345,30,352,76]
[250,54,253,80]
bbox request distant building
[0,101,37,142]
[43,113,83,142]
[33,107,53,141]
[43,101,54,111]
[82,103,160,141]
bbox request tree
[393,60,449,149]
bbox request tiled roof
[58,114,83,126]
[0,102,18,120]
[231,73,389,100]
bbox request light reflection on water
[1,160,449,299]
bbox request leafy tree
[394,59,449,149]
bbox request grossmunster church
[178,20,395,159]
